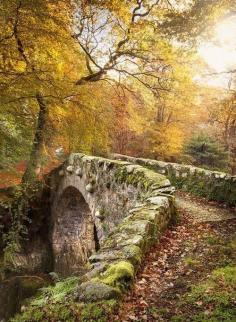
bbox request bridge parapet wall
[112,154,236,207]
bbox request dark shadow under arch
[94,224,100,252]
[52,186,98,276]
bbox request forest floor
[114,191,236,322]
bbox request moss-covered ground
[11,274,118,322]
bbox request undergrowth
[171,234,236,322]
[176,266,236,322]
[10,276,118,322]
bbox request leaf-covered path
[175,191,236,223]
[115,192,236,322]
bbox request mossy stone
[100,260,134,290]
[122,245,142,266]
[75,281,121,302]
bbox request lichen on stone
[75,281,121,302]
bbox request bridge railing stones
[112,154,236,207]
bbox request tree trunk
[21,92,48,185]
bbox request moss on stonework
[169,172,236,206]
[75,281,121,302]
[99,208,110,218]
[100,261,134,290]
[101,222,110,234]
[127,208,160,223]
[138,167,168,186]
[114,167,129,184]
[11,278,118,321]
[113,154,236,206]
[122,245,142,266]
[102,232,145,250]
[118,219,154,238]
[113,163,168,194]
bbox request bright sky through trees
[199,15,236,88]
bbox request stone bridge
[1,153,176,320]
[49,153,176,278]
[2,152,236,320]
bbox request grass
[30,276,80,307]
[10,272,119,321]
[178,231,236,321]
[143,222,236,322]
[183,256,200,267]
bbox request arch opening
[52,186,96,276]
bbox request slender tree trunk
[22,92,48,185]
[229,120,236,175]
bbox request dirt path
[115,192,236,322]
[175,191,236,223]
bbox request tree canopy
[0,0,235,184]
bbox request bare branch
[74,0,168,94]
[75,38,103,71]
[132,0,160,22]
[76,70,105,85]
[113,67,170,92]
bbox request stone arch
[52,186,98,276]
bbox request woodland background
[0,0,236,189]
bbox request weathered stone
[95,210,104,220]
[48,272,59,282]
[49,154,176,277]
[89,250,122,263]
[8,153,176,321]
[75,168,83,177]
[147,196,169,207]
[126,165,136,174]
[66,165,73,173]
[102,232,145,249]
[152,186,175,195]
[85,183,94,193]
[99,260,135,288]
[120,234,144,248]
[120,219,153,236]
[84,262,108,279]
[75,281,121,302]
[4,238,51,274]
[122,245,142,265]
[52,186,95,276]
[58,169,64,176]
